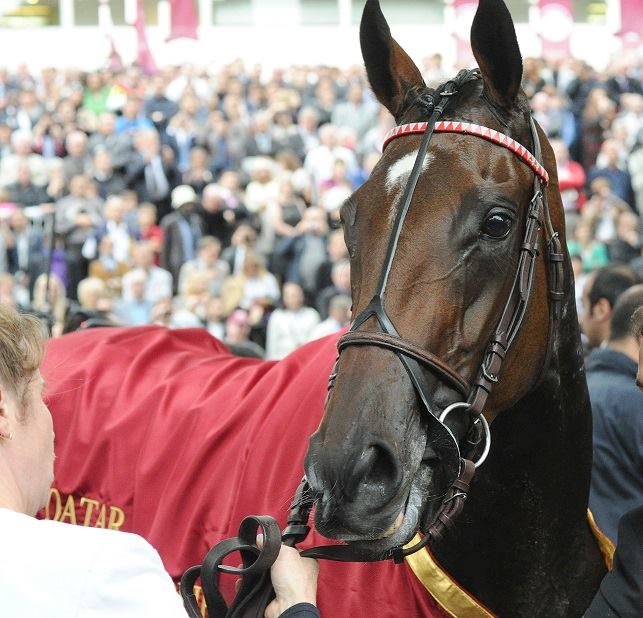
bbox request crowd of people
[0,54,639,361]
[0,50,641,617]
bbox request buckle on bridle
[482,363,499,383]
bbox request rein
[180,70,564,617]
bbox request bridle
[180,69,565,617]
[302,68,563,560]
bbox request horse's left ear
[470,0,523,109]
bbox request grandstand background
[0,0,637,70]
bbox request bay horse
[40,1,608,616]
[303,0,606,615]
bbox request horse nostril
[342,440,402,501]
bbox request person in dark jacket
[581,264,639,351]
[585,505,643,618]
[587,284,643,542]
[160,185,204,293]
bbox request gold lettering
[95,504,107,528]
[80,497,100,526]
[108,506,125,531]
[45,488,62,521]
[60,494,77,525]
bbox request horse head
[304,0,566,556]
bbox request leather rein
[180,70,564,617]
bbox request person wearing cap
[160,185,205,293]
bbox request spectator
[136,202,163,260]
[551,139,585,212]
[88,236,130,296]
[587,139,635,209]
[244,157,280,215]
[91,149,126,200]
[144,75,178,128]
[304,124,357,191]
[76,276,110,312]
[115,96,154,137]
[82,72,110,118]
[122,242,172,304]
[178,236,228,296]
[198,183,237,246]
[580,264,639,350]
[607,210,639,264]
[7,209,46,290]
[316,259,351,319]
[7,162,48,207]
[126,129,179,219]
[31,272,67,335]
[62,131,91,183]
[221,250,280,315]
[89,195,136,263]
[54,174,103,298]
[0,129,48,186]
[114,269,153,326]
[315,229,349,292]
[160,185,204,291]
[266,282,320,359]
[309,294,352,340]
[221,223,258,276]
[182,147,213,195]
[332,83,378,140]
[276,206,329,300]
[87,112,131,171]
[587,284,643,541]
[223,308,265,359]
[205,295,226,339]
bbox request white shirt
[122,266,173,304]
[266,307,321,360]
[0,507,187,617]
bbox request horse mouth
[329,459,441,556]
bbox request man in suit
[125,129,179,221]
[160,185,204,292]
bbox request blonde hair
[32,273,67,325]
[0,304,45,406]
[77,277,108,309]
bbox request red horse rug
[42,326,502,617]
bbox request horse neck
[432,289,606,616]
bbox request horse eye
[481,213,513,239]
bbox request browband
[383,120,549,185]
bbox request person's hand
[265,544,319,618]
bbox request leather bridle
[180,70,565,617]
[297,69,564,560]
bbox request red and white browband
[382,121,549,185]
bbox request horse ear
[470,0,523,109]
[360,0,424,119]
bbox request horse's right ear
[360,0,425,120]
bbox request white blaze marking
[385,150,434,194]
[385,150,434,225]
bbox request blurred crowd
[0,53,640,358]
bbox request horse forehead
[385,149,435,195]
